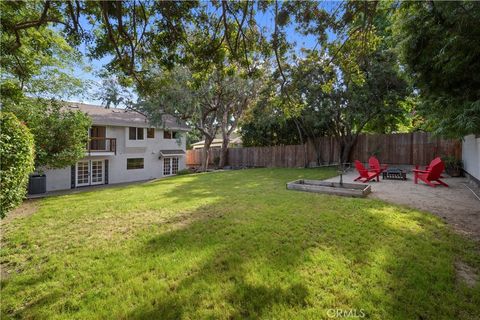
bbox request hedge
[0,112,35,218]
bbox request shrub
[176,168,193,175]
[441,156,463,170]
[0,112,35,218]
[4,99,91,170]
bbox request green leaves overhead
[2,0,478,140]
[393,1,480,137]
[0,1,84,100]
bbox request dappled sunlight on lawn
[1,168,479,319]
[365,206,441,235]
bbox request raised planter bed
[286,179,371,198]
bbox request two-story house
[43,103,189,192]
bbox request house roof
[230,136,242,144]
[159,150,186,157]
[191,137,243,147]
[65,102,190,131]
[191,139,224,147]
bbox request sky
[69,1,338,107]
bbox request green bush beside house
[4,99,91,170]
[0,112,35,218]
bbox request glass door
[163,158,171,175]
[90,160,104,185]
[76,161,90,187]
[171,157,178,174]
[163,157,179,175]
[90,126,106,151]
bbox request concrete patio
[325,168,480,241]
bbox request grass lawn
[1,168,479,319]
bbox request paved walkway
[325,169,480,242]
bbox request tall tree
[265,1,408,164]
[291,46,407,164]
[240,102,305,148]
[217,70,257,168]
[139,65,256,171]
[95,74,134,109]
[393,1,480,137]
[3,98,91,170]
[139,66,221,171]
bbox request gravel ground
[325,168,480,242]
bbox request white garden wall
[462,134,480,181]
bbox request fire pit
[382,168,407,180]
[286,179,371,198]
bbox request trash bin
[28,174,46,194]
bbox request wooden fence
[186,132,462,168]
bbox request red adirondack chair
[368,156,388,174]
[354,160,380,183]
[413,157,448,187]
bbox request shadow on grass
[123,173,479,319]
[129,276,308,320]
[2,168,479,319]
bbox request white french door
[76,160,104,187]
[76,161,90,187]
[163,157,179,176]
[90,160,104,185]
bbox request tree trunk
[293,119,308,168]
[338,134,359,166]
[309,138,323,166]
[219,135,229,168]
[201,136,214,172]
[219,106,230,169]
[339,141,352,165]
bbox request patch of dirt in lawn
[2,199,40,223]
[455,260,478,288]
[63,208,214,246]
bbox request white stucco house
[462,134,480,185]
[43,103,189,192]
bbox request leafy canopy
[393,1,480,137]
[3,98,91,170]
[0,0,85,101]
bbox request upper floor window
[129,127,144,140]
[147,128,155,139]
[164,130,179,139]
